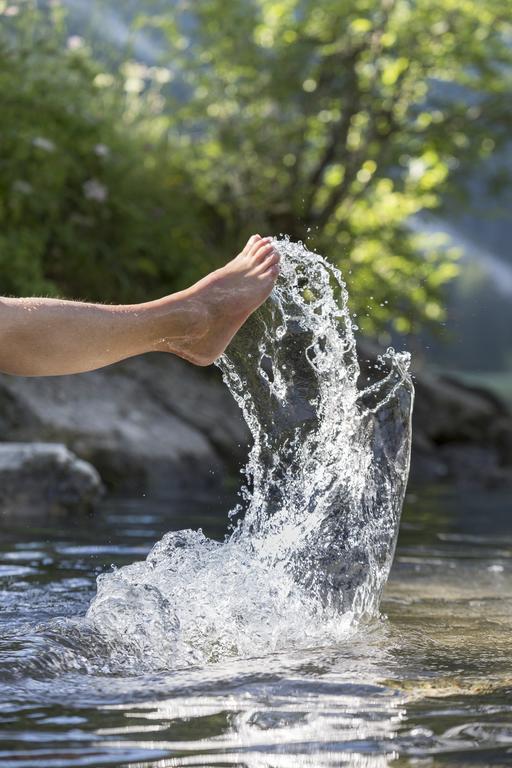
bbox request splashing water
[83,238,414,671]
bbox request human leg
[0,234,279,376]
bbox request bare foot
[155,235,280,366]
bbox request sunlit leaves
[4,0,511,339]
[324,165,345,187]
[350,18,373,34]
[0,4,208,302]
[380,56,409,87]
[132,0,511,334]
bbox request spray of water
[84,238,414,670]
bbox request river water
[1,241,511,766]
[1,488,511,767]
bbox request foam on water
[83,238,414,671]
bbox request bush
[0,1,213,303]
[3,1,510,338]
[135,0,512,334]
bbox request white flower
[124,77,144,94]
[94,143,110,158]
[70,213,95,227]
[94,73,115,88]
[83,179,108,203]
[121,61,149,80]
[67,35,84,50]
[121,61,149,94]
[4,6,20,17]
[149,66,172,84]
[12,180,33,195]
[408,158,426,181]
[32,137,55,152]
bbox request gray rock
[0,443,103,517]
[1,345,511,499]
[359,342,512,486]
[117,355,250,464]
[0,354,249,496]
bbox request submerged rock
[0,443,103,517]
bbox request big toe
[242,233,262,255]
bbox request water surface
[1,241,510,766]
[0,488,511,767]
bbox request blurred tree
[0,1,211,303]
[136,0,512,334]
[1,0,511,337]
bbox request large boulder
[0,355,249,496]
[359,343,512,486]
[0,348,511,500]
[0,443,103,517]
[411,371,512,485]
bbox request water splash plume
[84,238,414,671]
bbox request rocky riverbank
[0,443,103,517]
[1,350,511,515]
[359,343,512,487]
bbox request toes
[252,240,275,262]
[243,234,262,254]
[249,236,273,258]
[260,263,280,280]
[262,250,280,268]
[254,248,280,276]
[260,250,281,274]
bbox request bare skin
[0,234,280,377]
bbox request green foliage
[1,0,511,337]
[135,0,512,334]
[0,0,208,303]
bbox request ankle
[143,292,209,354]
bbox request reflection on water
[1,487,511,767]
